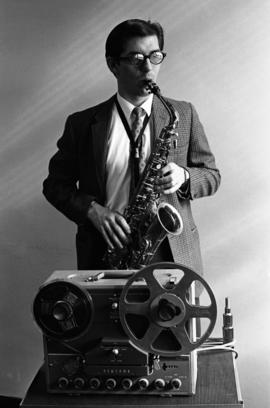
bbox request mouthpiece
[146,81,160,95]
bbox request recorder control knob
[121,378,133,390]
[154,378,166,390]
[89,377,101,390]
[111,301,118,310]
[106,378,117,390]
[170,378,182,389]
[138,378,149,390]
[112,348,119,356]
[57,376,69,389]
[73,377,85,389]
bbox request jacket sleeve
[43,115,96,225]
[180,103,221,200]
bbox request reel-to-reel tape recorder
[33,262,217,396]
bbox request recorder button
[74,377,85,389]
[121,378,133,390]
[171,378,182,389]
[57,377,69,389]
[89,377,101,390]
[112,348,119,356]
[155,378,166,390]
[138,378,149,390]
[106,378,117,390]
[111,302,118,310]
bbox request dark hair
[105,19,164,58]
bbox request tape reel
[119,262,217,357]
[33,280,94,340]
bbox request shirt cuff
[177,169,190,199]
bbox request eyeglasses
[119,50,166,66]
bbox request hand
[87,202,131,249]
[156,162,188,194]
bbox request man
[43,19,221,274]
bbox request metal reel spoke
[141,324,162,351]
[170,324,192,353]
[122,300,149,316]
[187,304,214,319]
[144,270,164,298]
[171,271,195,298]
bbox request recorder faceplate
[33,263,217,396]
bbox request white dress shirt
[105,93,153,214]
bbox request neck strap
[114,96,150,152]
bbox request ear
[106,57,120,78]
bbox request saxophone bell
[157,202,183,236]
[130,202,183,268]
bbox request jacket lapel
[150,95,180,162]
[150,94,169,148]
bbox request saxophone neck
[146,81,179,128]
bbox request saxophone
[104,81,183,269]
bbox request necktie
[130,107,147,178]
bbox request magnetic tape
[33,262,217,396]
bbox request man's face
[112,35,162,101]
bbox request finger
[103,220,124,249]
[163,184,179,194]
[115,213,131,235]
[160,162,173,175]
[111,221,130,246]
[158,177,180,192]
[157,174,173,185]
[101,225,115,249]
[158,177,180,193]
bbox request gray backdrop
[1,1,270,407]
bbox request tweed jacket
[43,94,221,274]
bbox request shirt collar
[116,92,153,121]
